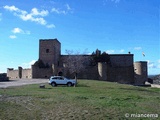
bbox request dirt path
[0,79,48,88]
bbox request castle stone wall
[7,39,147,85]
[22,69,32,79]
[107,66,134,84]
[32,65,53,78]
[7,67,32,79]
[60,55,94,79]
[60,54,134,82]
[7,68,19,79]
[77,65,99,80]
[110,54,133,67]
[106,54,134,83]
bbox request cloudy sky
[0,0,159,75]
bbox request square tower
[39,39,61,66]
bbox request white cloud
[17,8,48,25]
[4,5,19,11]
[46,24,55,28]
[65,4,71,10]
[51,3,73,14]
[148,62,156,68]
[19,8,48,25]
[147,60,160,69]
[12,27,30,35]
[3,5,52,27]
[31,8,48,16]
[12,27,22,33]
[105,49,125,54]
[147,60,160,75]
[9,35,17,39]
[51,8,66,14]
[106,50,115,54]
[21,60,36,68]
[134,47,142,50]
[29,60,36,65]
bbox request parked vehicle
[48,76,76,87]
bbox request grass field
[0,80,159,120]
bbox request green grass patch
[0,80,159,120]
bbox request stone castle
[7,39,148,85]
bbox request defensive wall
[60,54,134,84]
[107,54,134,84]
[7,67,32,79]
[7,68,19,79]
[7,39,148,85]
[31,65,53,78]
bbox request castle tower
[134,61,148,85]
[39,39,61,66]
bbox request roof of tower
[39,38,61,44]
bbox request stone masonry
[7,39,148,85]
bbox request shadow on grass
[40,88,52,89]
[44,84,90,88]
[76,84,90,87]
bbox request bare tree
[64,50,89,86]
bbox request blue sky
[0,0,159,75]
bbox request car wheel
[51,82,56,87]
[67,82,72,87]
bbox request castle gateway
[7,39,148,85]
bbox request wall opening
[46,49,49,53]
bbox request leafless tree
[64,50,89,86]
